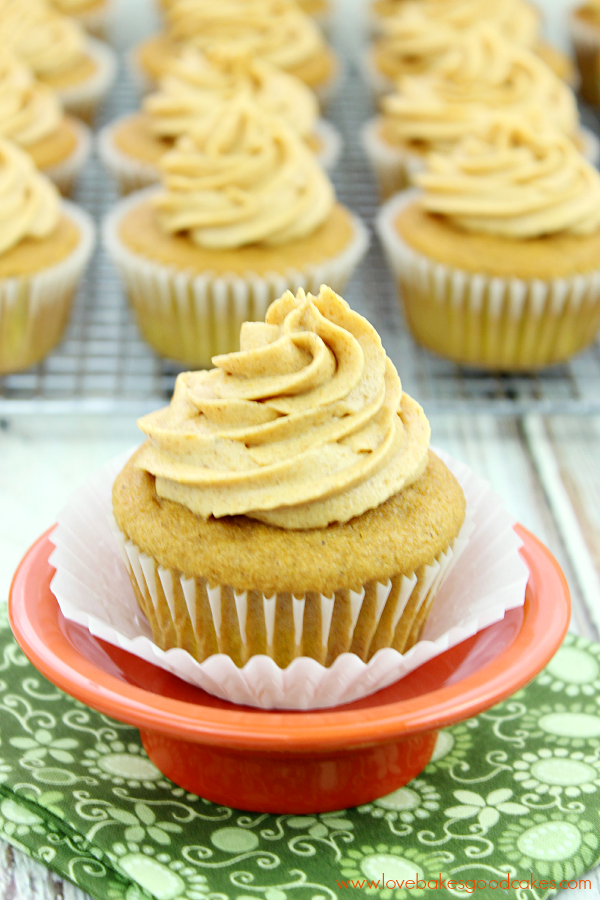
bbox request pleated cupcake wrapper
[43,118,92,196]
[103,187,369,367]
[569,12,600,105]
[364,120,600,201]
[49,447,529,710]
[0,202,95,374]
[377,189,600,370]
[57,37,117,122]
[98,116,343,195]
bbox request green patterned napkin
[1,604,600,900]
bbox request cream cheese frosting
[145,46,318,142]
[165,0,326,73]
[0,50,63,148]
[153,98,334,248]
[387,0,540,46]
[0,0,87,79]
[381,28,578,152]
[136,286,431,529]
[417,120,600,238]
[0,137,60,255]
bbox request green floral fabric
[1,604,600,900]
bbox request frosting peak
[384,0,539,46]
[145,46,318,142]
[136,286,431,529]
[153,98,334,248]
[0,0,87,79]
[0,137,60,255]
[0,50,63,148]
[417,120,600,238]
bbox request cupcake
[377,120,600,371]
[131,0,339,107]
[0,138,94,374]
[48,0,111,38]
[104,99,368,367]
[570,0,600,105]
[99,46,341,194]
[0,0,116,122]
[363,28,592,199]
[0,50,91,195]
[112,284,467,668]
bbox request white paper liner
[49,447,528,710]
[361,117,424,199]
[56,37,117,121]
[43,118,92,196]
[102,187,369,366]
[98,115,343,195]
[377,189,600,370]
[0,202,95,374]
[569,11,600,106]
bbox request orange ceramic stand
[9,525,569,813]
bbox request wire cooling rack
[2,10,600,416]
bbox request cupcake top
[0,137,60,254]
[145,46,319,143]
[0,0,87,80]
[387,0,539,45]
[416,120,600,238]
[136,285,431,529]
[165,0,326,72]
[0,50,63,148]
[375,10,459,78]
[381,27,578,152]
[152,98,334,248]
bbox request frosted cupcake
[377,120,600,370]
[104,100,368,367]
[112,285,467,668]
[570,0,600,105]
[0,50,91,195]
[0,0,116,122]
[48,0,111,38]
[0,138,94,373]
[363,28,593,199]
[131,0,339,106]
[99,47,341,194]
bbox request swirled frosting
[153,98,334,248]
[380,0,539,45]
[136,286,431,529]
[145,46,318,142]
[165,0,326,72]
[0,0,87,79]
[382,27,578,151]
[417,120,600,238]
[0,137,60,255]
[0,50,63,148]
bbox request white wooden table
[1,413,600,898]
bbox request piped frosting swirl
[153,98,334,248]
[136,286,431,529]
[417,120,600,238]
[0,137,60,255]
[166,0,326,73]
[0,50,63,148]
[145,46,318,142]
[0,0,87,80]
[381,27,578,152]
[389,0,540,45]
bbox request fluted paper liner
[44,118,92,196]
[0,202,95,374]
[98,116,343,195]
[58,37,117,122]
[48,447,528,709]
[103,188,369,366]
[377,189,600,370]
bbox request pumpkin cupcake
[363,28,595,199]
[112,284,467,668]
[0,50,91,195]
[570,0,600,105]
[104,99,368,367]
[377,120,600,371]
[0,138,94,374]
[131,0,339,107]
[99,46,341,194]
[0,0,116,122]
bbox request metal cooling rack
[2,14,600,416]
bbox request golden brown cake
[570,1,600,105]
[377,120,600,370]
[104,99,367,367]
[112,285,467,667]
[0,139,94,373]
